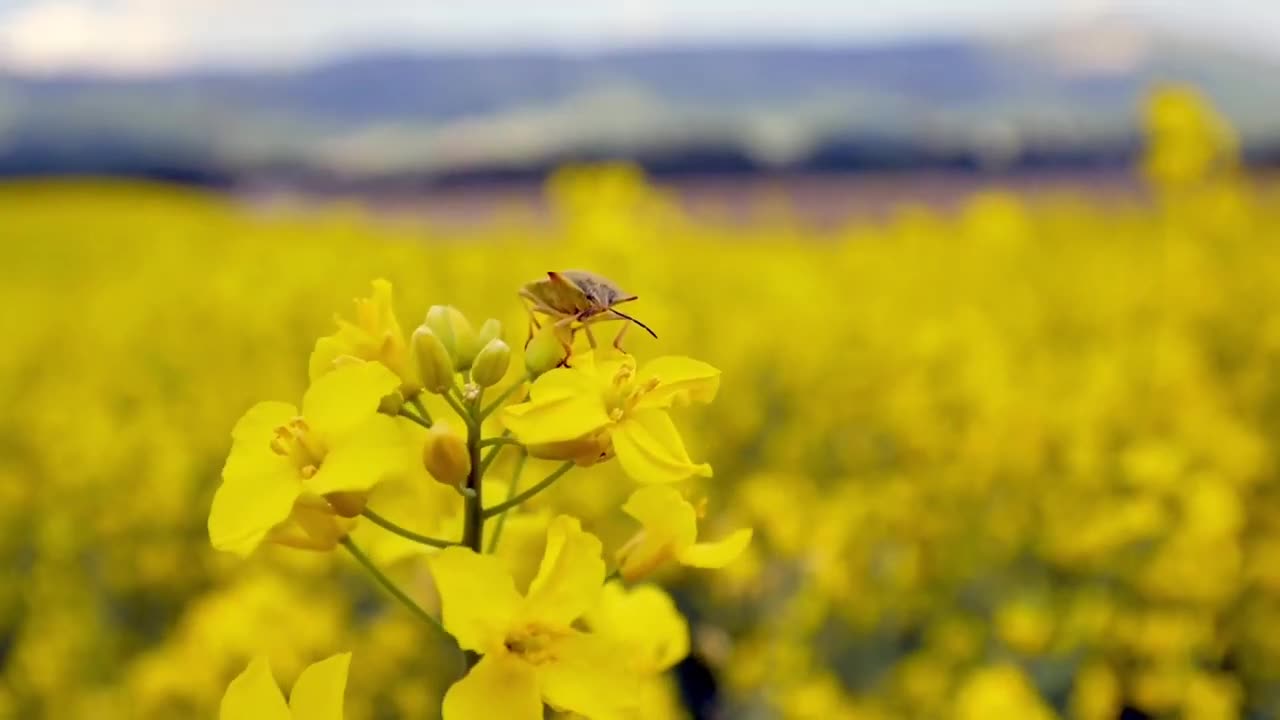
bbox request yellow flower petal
[617,486,698,580]
[493,512,551,593]
[289,653,350,720]
[678,528,754,569]
[266,497,352,552]
[524,436,609,465]
[301,361,400,438]
[430,547,523,653]
[222,401,296,487]
[311,279,416,389]
[442,655,542,720]
[231,401,298,442]
[527,365,599,402]
[585,582,690,673]
[538,632,636,720]
[612,409,712,484]
[305,414,405,496]
[209,463,301,556]
[220,658,290,720]
[524,515,606,627]
[308,334,346,383]
[502,392,611,446]
[622,486,698,550]
[636,356,721,408]
[364,278,400,333]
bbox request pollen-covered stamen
[503,624,566,665]
[613,365,635,388]
[269,417,327,476]
[619,377,661,416]
[603,364,661,420]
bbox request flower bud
[422,424,471,488]
[471,338,511,387]
[477,318,503,348]
[412,326,455,394]
[525,324,569,377]
[425,305,480,371]
[325,491,367,519]
[377,390,405,416]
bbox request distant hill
[1,26,1277,185]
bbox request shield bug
[518,270,657,355]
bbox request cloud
[0,0,280,73]
[0,0,1276,75]
[0,0,184,73]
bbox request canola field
[2,88,1280,719]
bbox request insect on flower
[519,270,657,354]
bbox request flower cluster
[207,280,750,718]
[6,86,1280,720]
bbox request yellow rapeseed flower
[501,350,719,483]
[208,362,405,556]
[310,279,419,394]
[583,581,689,673]
[430,515,634,720]
[615,486,752,582]
[576,582,692,720]
[220,653,350,720]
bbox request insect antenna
[609,308,658,339]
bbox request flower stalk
[360,508,457,549]
[482,461,574,519]
[398,408,432,430]
[341,537,450,639]
[485,451,526,553]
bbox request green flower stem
[478,437,521,449]
[477,429,513,477]
[459,407,486,672]
[461,411,484,555]
[478,378,527,421]
[482,461,574,519]
[485,452,527,553]
[397,408,431,430]
[410,395,433,426]
[441,391,474,430]
[361,508,457,549]
[341,537,450,640]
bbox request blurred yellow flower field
[2,88,1280,719]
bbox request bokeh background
[3,2,1280,718]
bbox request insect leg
[520,296,545,349]
[612,320,630,351]
[552,316,577,366]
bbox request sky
[0,0,1278,74]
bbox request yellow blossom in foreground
[208,362,405,555]
[431,516,634,720]
[220,653,350,720]
[583,581,690,673]
[501,350,719,483]
[616,486,752,582]
[310,278,419,394]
